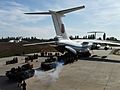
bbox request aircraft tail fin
[25,6,85,40]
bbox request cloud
[0,24,55,39]
[0,0,120,39]
[0,1,48,25]
[85,0,120,23]
[0,0,50,38]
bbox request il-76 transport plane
[24,5,120,56]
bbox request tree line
[0,37,54,42]
[0,35,119,42]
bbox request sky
[0,0,120,39]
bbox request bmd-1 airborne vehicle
[6,64,34,81]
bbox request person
[21,80,27,90]
[17,66,21,72]
[17,79,22,87]
[16,70,22,87]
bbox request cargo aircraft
[24,5,120,57]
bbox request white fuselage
[58,39,90,53]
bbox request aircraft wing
[23,41,56,46]
[74,39,120,46]
[92,40,120,46]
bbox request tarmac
[0,50,120,90]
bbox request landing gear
[77,51,91,58]
[104,46,109,50]
[57,52,77,65]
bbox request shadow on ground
[80,55,120,64]
[0,76,21,90]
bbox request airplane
[24,5,120,57]
[9,37,22,43]
[87,31,105,39]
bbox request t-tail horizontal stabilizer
[24,5,85,40]
[24,5,85,15]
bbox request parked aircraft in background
[87,31,105,39]
[9,37,22,43]
[24,5,120,57]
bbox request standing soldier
[103,33,106,40]
[21,81,27,90]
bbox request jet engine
[65,46,77,55]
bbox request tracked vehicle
[6,63,34,81]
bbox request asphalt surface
[0,50,120,90]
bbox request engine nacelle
[65,46,77,55]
